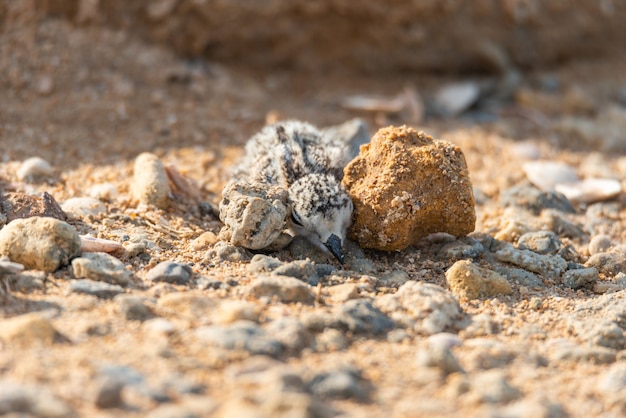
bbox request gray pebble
[115,295,156,321]
[495,267,543,287]
[0,380,73,417]
[585,202,620,236]
[247,254,283,274]
[347,258,376,274]
[10,271,46,293]
[438,238,484,259]
[146,261,192,284]
[494,244,567,279]
[265,317,313,354]
[273,259,317,284]
[378,270,409,287]
[375,281,464,335]
[517,231,562,255]
[416,345,464,376]
[336,299,394,335]
[500,184,575,215]
[72,252,134,285]
[562,267,598,289]
[205,241,251,262]
[219,181,288,250]
[314,328,349,351]
[307,367,371,402]
[69,279,124,299]
[0,217,81,273]
[247,275,314,304]
[194,320,282,357]
[195,276,225,290]
[585,252,626,276]
[314,263,336,278]
[589,234,613,255]
[94,378,124,409]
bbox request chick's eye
[291,211,303,226]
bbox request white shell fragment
[555,178,622,204]
[80,235,124,253]
[433,81,481,117]
[17,157,54,182]
[522,161,579,192]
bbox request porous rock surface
[0,217,81,272]
[219,181,289,250]
[343,126,476,251]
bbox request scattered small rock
[146,261,193,284]
[115,295,156,321]
[562,267,598,289]
[500,184,575,215]
[273,259,317,283]
[247,275,314,304]
[194,320,282,357]
[94,378,124,409]
[416,344,464,376]
[265,317,313,354]
[327,283,360,303]
[335,299,394,335]
[556,178,621,204]
[71,252,134,285]
[517,230,562,255]
[573,319,626,350]
[0,192,67,222]
[446,260,513,299]
[190,231,219,250]
[307,367,372,402]
[247,254,284,274]
[0,380,74,417]
[493,243,568,279]
[588,234,613,255]
[343,125,475,251]
[132,152,172,209]
[17,156,54,182]
[0,217,81,272]
[0,313,66,347]
[469,370,521,404]
[495,267,543,288]
[438,238,484,259]
[213,300,261,324]
[219,181,289,250]
[205,241,251,262]
[61,197,106,218]
[585,252,626,276]
[69,279,125,299]
[551,345,616,365]
[375,281,465,335]
[522,161,579,192]
[157,292,217,318]
[433,81,481,117]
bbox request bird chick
[233,120,354,262]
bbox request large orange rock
[343,126,475,251]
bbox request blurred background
[2,0,626,166]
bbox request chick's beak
[324,234,344,264]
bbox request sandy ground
[2,17,626,418]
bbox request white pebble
[17,157,54,182]
[89,183,119,201]
[522,161,579,192]
[555,178,621,204]
[61,197,106,218]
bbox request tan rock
[132,152,171,209]
[446,260,513,299]
[0,313,65,346]
[343,125,475,251]
[0,217,81,272]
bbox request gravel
[146,261,193,284]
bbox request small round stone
[17,156,54,182]
[589,234,612,255]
